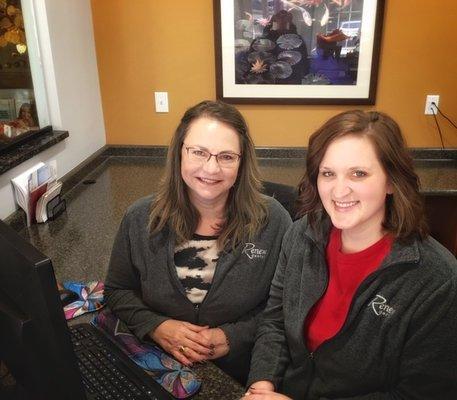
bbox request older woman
[104,100,292,383]
[245,110,457,399]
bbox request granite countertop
[15,154,454,280]
[412,159,457,195]
[2,152,456,398]
[7,154,457,285]
[0,129,69,174]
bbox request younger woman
[245,110,457,399]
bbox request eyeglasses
[183,145,241,167]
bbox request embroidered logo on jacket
[369,294,395,317]
[242,243,267,260]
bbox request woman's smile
[196,176,222,185]
[333,200,359,211]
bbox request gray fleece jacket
[248,215,457,399]
[104,195,292,383]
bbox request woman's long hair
[149,100,267,249]
[296,110,428,241]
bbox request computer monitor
[0,219,86,400]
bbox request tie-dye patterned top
[174,234,220,304]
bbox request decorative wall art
[214,0,385,104]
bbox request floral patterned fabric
[91,309,201,399]
[63,281,105,320]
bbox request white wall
[0,0,106,220]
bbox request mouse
[59,289,79,307]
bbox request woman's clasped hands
[150,319,229,366]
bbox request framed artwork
[213,0,385,104]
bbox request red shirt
[305,228,392,352]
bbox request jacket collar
[301,213,332,254]
[302,212,421,268]
[379,238,421,269]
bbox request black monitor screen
[0,220,86,400]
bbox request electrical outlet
[424,95,439,115]
[154,92,169,113]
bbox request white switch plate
[424,95,439,115]
[155,92,169,113]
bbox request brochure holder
[46,195,66,221]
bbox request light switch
[154,92,169,113]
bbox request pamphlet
[11,160,59,226]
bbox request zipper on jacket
[303,240,330,359]
[306,280,329,359]
[168,237,214,324]
[311,272,378,356]
[190,247,235,325]
[194,304,200,324]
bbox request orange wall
[91,0,457,148]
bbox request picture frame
[213,0,385,105]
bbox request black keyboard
[69,323,173,400]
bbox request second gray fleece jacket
[248,215,457,399]
[104,195,292,382]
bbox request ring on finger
[178,345,188,354]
